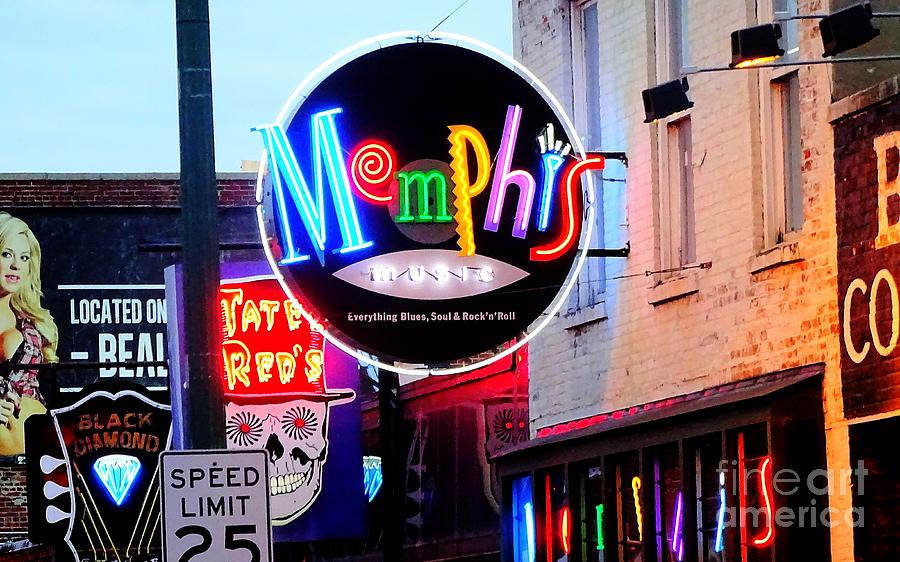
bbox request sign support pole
[175,0,225,449]
[378,369,404,560]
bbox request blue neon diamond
[92,454,141,506]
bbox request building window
[660,116,696,270]
[570,0,605,309]
[760,0,803,247]
[655,0,695,272]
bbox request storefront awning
[493,363,823,460]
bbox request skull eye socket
[226,411,264,446]
[282,406,318,440]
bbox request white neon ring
[255,31,595,376]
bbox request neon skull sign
[220,276,353,525]
[256,33,601,374]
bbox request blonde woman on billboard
[0,212,58,455]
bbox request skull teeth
[269,471,309,496]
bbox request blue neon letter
[257,108,373,265]
[537,153,564,231]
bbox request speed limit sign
[160,449,272,562]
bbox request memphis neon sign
[256,103,603,267]
[254,33,598,374]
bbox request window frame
[757,0,804,248]
[653,0,697,275]
[569,0,606,310]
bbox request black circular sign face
[257,36,595,373]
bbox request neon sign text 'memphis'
[256,105,605,265]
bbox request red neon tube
[751,456,774,547]
[545,474,553,562]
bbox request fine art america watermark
[716,460,867,528]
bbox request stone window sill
[647,272,699,306]
[562,302,607,330]
[749,240,803,274]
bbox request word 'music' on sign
[255,34,602,372]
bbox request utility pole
[378,369,404,561]
[175,0,224,449]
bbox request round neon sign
[256,33,599,374]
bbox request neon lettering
[222,340,252,390]
[524,501,536,562]
[752,457,774,547]
[259,300,280,331]
[241,299,262,333]
[220,288,244,339]
[632,476,643,541]
[538,153,564,231]
[255,352,275,383]
[672,491,684,561]
[283,299,305,331]
[350,141,395,204]
[560,506,571,554]
[395,170,452,223]
[256,108,373,266]
[447,125,491,256]
[596,504,604,551]
[484,105,536,238]
[531,156,604,261]
[715,472,726,552]
[305,349,323,383]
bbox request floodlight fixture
[729,23,785,68]
[819,2,881,57]
[641,77,694,123]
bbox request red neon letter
[752,456,774,547]
[350,140,396,204]
[560,506,571,554]
[530,155,604,262]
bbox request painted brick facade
[0,173,256,545]
[513,0,854,559]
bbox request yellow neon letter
[222,339,251,390]
[448,125,491,256]
[259,300,281,331]
[241,300,262,333]
[220,288,244,338]
[255,352,275,383]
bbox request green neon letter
[596,504,604,551]
[394,170,452,223]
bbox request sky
[0,1,513,173]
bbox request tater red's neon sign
[219,278,325,396]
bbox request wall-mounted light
[641,77,693,123]
[729,23,785,68]
[819,2,880,57]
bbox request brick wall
[0,466,28,538]
[0,173,257,208]
[513,0,864,559]
[516,0,838,440]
